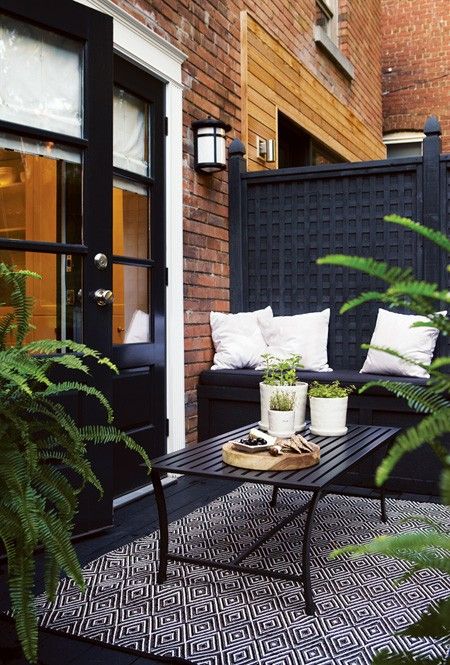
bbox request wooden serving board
[222,441,320,471]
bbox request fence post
[228,138,246,312]
[422,116,442,279]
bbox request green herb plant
[308,380,355,399]
[261,352,302,386]
[269,390,296,411]
[318,214,450,665]
[0,263,152,664]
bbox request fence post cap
[229,138,246,156]
[424,115,441,136]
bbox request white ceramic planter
[268,409,295,438]
[309,396,348,436]
[259,382,308,432]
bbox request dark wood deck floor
[0,477,439,665]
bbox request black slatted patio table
[150,422,400,614]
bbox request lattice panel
[245,169,419,369]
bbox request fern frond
[0,264,40,349]
[38,510,84,589]
[23,339,118,373]
[35,465,79,518]
[429,356,450,371]
[339,291,392,314]
[80,425,152,473]
[384,214,450,254]
[44,554,60,602]
[360,343,430,373]
[0,310,15,344]
[399,514,449,533]
[402,597,450,640]
[41,382,114,423]
[375,409,450,485]
[359,381,449,414]
[331,529,450,558]
[387,280,450,303]
[43,354,91,374]
[372,648,446,665]
[317,255,413,284]
[441,461,450,506]
[8,548,38,664]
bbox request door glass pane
[113,87,149,176]
[0,136,82,244]
[0,15,83,136]
[113,265,150,344]
[0,251,82,344]
[113,178,149,259]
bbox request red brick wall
[381,0,450,152]
[114,0,383,443]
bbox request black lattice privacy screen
[231,154,450,371]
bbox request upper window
[383,132,424,159]
[0,14,83,137]
[313,1,353,79]
[316,0,338,45]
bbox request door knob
[94,288,114,306]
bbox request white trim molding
[75,0,187,456]
[383,131,425,145]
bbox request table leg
[302,490,322,615]
[270,486,279,507]
[151,468,169,583]
[380,486,388,523]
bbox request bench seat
[197,368,441,495]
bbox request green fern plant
[319,215,450,664]
[0,263,152,664]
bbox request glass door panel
[112,264,150,344]
[0,139,82,244]
[0,137,83,344]
[0,249,82,343]
[113,179,150,259]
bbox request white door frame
[76,0,186,457]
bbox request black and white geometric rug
[36,485,450,665]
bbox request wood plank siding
[241,12,386,171]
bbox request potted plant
[0,264,151,664]
[308,380,355,436]
[259,353,307,432]
[268,390,296,438]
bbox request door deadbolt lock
[94,288,114,306]
[94,253,108,269]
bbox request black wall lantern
[192,117,232,174]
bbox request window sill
[313,25,354,80]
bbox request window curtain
[0,15,82,137]
[113,87,148,176]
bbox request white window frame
[75,0,187,457]
[316,0,338,45]
[383,131,425,158]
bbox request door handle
[94,288,114,306]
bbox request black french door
[111,57,166,497]
[0,0,168,531]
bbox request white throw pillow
[360,308,446,378]
[210,306,273,370]
[257,308,332,371]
